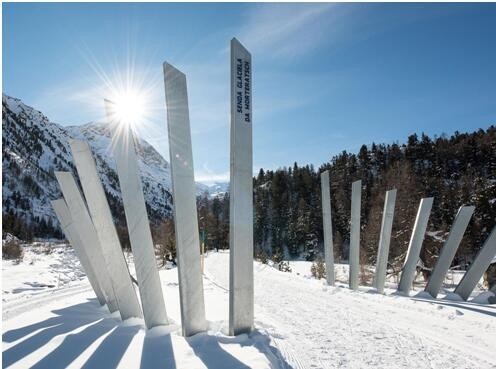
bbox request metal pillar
[425,205,474,298]
[398,197,434,295]
[54,171,119,313]
[104,100,168,329]
[163,62,207,337]
[51,198,106,306]
[349,180,361,290]
[69,139,142,319]
[229,38,254,336]
[321,170,335,286]
[373,189,397,294]
[454,226,496,300]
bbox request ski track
[3,251,495,369]
[2,282,93,321]
[205,253,496,369]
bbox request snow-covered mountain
[196,181,230,198]
[2,94,177,233]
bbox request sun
[107,89,146,127]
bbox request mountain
[2,94,178,239]
[196,182,230,198]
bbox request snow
[196,182,230,198]
[2,246,280,368]
[426,230,447,243]
[3,247,496,368]
[209,253,496,368]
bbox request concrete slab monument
[398,197,434,294]
[163,62,207,337]
[349,180,362,290]
[69,139,142,319]
[425,205,474,298]
[454,226,496,300]
[373,189,397,294]
[229,38,254,336]
[51,198,106,306]
[321,171,335,286]
[105,100,168,329]
[54,171,119,314]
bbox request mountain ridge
[2,94,221,239]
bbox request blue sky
[3,3,496,184]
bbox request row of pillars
[51,38,254,337]
[320,172,496,300]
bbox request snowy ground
[2,245,496,368]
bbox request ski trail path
[2,282,93,321]
[204,252,496,369]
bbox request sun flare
[108,89,146,127]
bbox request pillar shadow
[215,329,294,369]
[82,324,141,369]
[30,318,115,369]
[186,333,251,369]
[140,331,176,369]
[2,300,109,368]
[244,330,294,369]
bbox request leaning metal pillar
[104,100,168,329]
[321,170,335,286]
[51,198,106,306]
[454,226,496,300]
[398,197,434,294]
[69,139,142,319]
[55,171,119,313]
[229,38,254,336]
[349,180,361,290]
[373,189,397,294]
[163,62,207,337]
[425,205,474,298]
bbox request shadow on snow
[2,298,292,369]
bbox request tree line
[197,126,495,270]
[4,126,495,273]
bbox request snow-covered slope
[3,246,495,368]
[2,94,176,231]
[3,95,76,227]
[196,181,230,198]
[65,122,174,220]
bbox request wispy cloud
[194,164,230,185]
[238,3,341,60]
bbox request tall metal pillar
[54,171,119,313]
[229,38,254,336]
[373,189,397,294]
[104,100,168,329]
[51,198,106,306]
[321,170,335,286]
[349,180,362,290]
[163,62,207,337]
[425,205,474,298]
[69,139,142,319]
[454,226,496,300]
[398,197,434,294]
